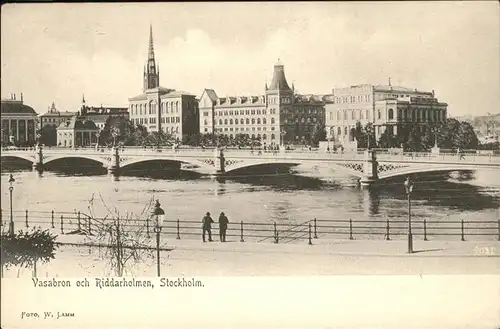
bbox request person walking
[202,212,214,242]
[218,212,229,242]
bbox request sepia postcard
[1,2,499,328]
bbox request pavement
[9,234,487,277]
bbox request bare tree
[82,193,158,276]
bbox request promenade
[3,235,498,278]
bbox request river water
[1,159,499,241]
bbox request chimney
[13,93,16,100]
[21,93,23,102]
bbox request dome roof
[1,100,37,115]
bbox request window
[271,118,275,124]
[252,118,255,124]
[257,118,261,124]
[301,118,305,123]
[175,102,179,113]
[337,127,341,135]
[344,127,348,135]
[252,134,255,139]
[230,119,233,124]
[176,127,179,133]
[203,111,209,116]
[377,110,381,120]
[246,118,250,124]
[388,109,394,120]
[263,118,267,124]
[235,119,239,124]
[271,134,276,140]
[263,134,267,140]
[224,119,228,125]
[219,119,222,125]
[343,110,347,120]
[262,110,266,115]
[204,120,208,125]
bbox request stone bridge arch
[43,154,109,166]
[119,156,217,174]
[0,153,35,163]
[377,163,476,181]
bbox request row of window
[133,117,181,125]
[331,94,372,104]
[330,108,446,122]
[208,118,277,126]
[130,101,181,116]
[215,132,278,140]
[269,97,292,105]
[215,126,278,133]
[213,108,281,116]
[163,126,180,134]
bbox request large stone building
[199,60,325,146]
[324,82,448,145]
[1,93,38,146]
[128,26,199,140]
[40,102,77,129]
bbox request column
[25,119,28,143]
[16,119,19,142]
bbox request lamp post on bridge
[95,130,101,151]
[152,200,165,277]
[404,176,414,254]
[280,129,286,151]
[8,174,15,236]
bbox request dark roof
[203,89,218,102]
[57,116,99,130]
[1,100,37,115]
[41,111,76,117]
[268,61,292,91]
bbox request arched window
[251,118,255,124]
[257,118,261,124]
[230,134,233,139]
[263,134,267,140]
[337,127,342,135]
[139,105,142,115]
[271,118,275,124]
[235,118,239,124]
[388,109,394,120]
[251,134,255,139]
[219,119,222,125]
[263,118,267,124]
[337,111,341,121]
[224,119,228,125]
[271,133,276,140]
[230,119,233,125]
[344,127,348,136]
[204,119,207,125]
[176,127,179,133]
[246,118,250,124]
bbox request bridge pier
[32,145,44,172]
[359,149,378,187]
[211,147,225,177]
[107,147,120,175]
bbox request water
[1,162,500,240]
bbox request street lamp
[8,174,15,236]
[404,176,414,254]
[95,130,101,151]
[152,200,165,277]
[280,129,286,150]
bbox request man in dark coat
[218,212,229,242]
[202,212,214,242]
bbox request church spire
[148,24,155,61]
[143,24,159,92]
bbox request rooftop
[57,116,99,130]
[1,99,37,115]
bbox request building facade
[79,96,129,130]
[1,93,38,146]
[324,83,448,145]
[128,26,199,140]
[56,116,100,147]
[40,102,77,129]
[199,61,325,145]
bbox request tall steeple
[268,58,292,92]
[143,24,160,92]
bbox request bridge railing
[2,210,499,243]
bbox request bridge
[2,146,500,185]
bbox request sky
[1,2,499,117]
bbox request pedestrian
[218,212,229,242]
[202,212,214,242]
